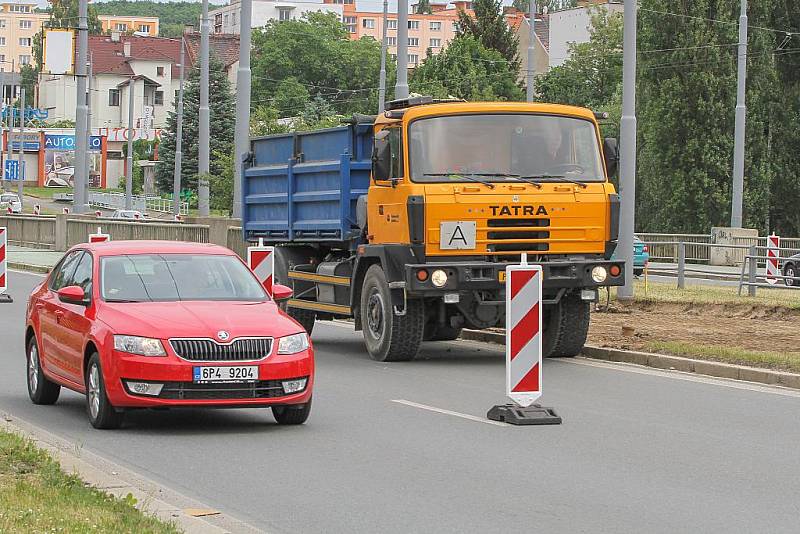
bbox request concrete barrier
[0,215,57,249]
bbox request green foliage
[46,119,75,128]
[415,0,433,14]
[274,78,311,118]
[410,36,524,101]
[155,55,235,197]
[250,97,343,138]
[456,0,520,72]
[251,12,395,116]
[92,1,216,37]
[20,65,37,103]
[512,0,577,12]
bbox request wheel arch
[83,340,100,380]
[25,325,36,352]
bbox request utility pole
[73,0,89,213]
[16,88,24,207]
[617,0,637,300]
[395,0,409,99]
[731,0,747,228]
[173,38,186,218]
[84,52,92,210]
[378,0,388,112]
[526,0,536,102]
[125,77,134,210]
[232,0,252,220]
[198,0,211,217]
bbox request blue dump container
[242,122,374,249]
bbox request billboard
[43,134,104,188]
[43,30,75,75]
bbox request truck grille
[170,338,273,362]
[488,218,550,228]
[487,218,551,254]
[156,378,306,400]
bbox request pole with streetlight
[526,0,536,102]
[125,77,134,210]
[174,38,186,218]
[731,0,747,228]
[73,0,89,213]
[198,0,211,217]
[378,0,389,112]
[232,0,252,220]
[395,0,409,99]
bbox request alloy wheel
[28,343,39,393]
[88,364,101,419]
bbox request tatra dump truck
[242,97,625,362]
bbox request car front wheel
[785,264,797,287]
[27,336,60,405]
[272,399,311,425]
[85,353,124,429]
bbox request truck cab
[243,97,624,362]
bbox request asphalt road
[2,271,800,533]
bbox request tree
[410,36,524,101]
[251,12,395,116]
[534,7,623,109]
[512,0,577,12]
[20,65,38,104]
[155,54,235,197]
[415,0,433,14]
[457,0,520,72]
[273,78,310,118]
[34,0,103,70]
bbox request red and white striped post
[6,206,11,215]
[766,234,780,285]
[88,226,110,243]
[62,207,70,215]
[488,253,561,425]
[0,227,12,303]
[33,204,40,216]
[94,210,102,218]
[247,238,274,296]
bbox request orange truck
[242,96,625,361]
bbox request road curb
[460,329,800,390]
[1,414,263,534]
[8,262,52,274]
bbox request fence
[638,233,800,265]
[88,192,189,215]
[65,218,209,249]
[226,227,248,259]
[0,215,56,248]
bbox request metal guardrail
[737,246,800,296]
[88,192,188,215]
[637,233,800,264]
[226,227,248,259]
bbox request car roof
[68,240,237,257]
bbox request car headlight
[278,333,309,355]
[113,335,166,357]
[431,269,448,288]
[591,266,608,283]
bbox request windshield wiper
[424,173,496,189]
[520,174,588,189]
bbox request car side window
[71,252,94,299]
[49,250,84,291]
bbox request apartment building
[210,0,342,34]
[98,15,160,37]
[0,1,47,72]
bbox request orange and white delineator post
[247,238,274,296]
[88,226,110,243]
[766,234,780,285]
[0,227,12,303]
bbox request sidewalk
[7,245,61,271]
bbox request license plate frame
[192,365,259,384]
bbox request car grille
[156,378,308,400]
[169,338,273,362]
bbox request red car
[25,241,314,429]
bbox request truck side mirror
[603,138,619,178]
[372,130,392,183]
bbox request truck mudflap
[402,259,625,296]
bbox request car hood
[98,300,304,340]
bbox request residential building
[183,32,240,94]
[98,15,160,37]
[0,0,47,77]
[210,0,343,34]
[548,0,622,67]
[508,8,550,82]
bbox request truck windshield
[408,114,605,183]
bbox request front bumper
[404,259,625,296]
[103,348,314,408]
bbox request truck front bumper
[403,259,625,296]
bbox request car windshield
[101,254,267,302]
[1,194,18,202]
[408,114,605,183]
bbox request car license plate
[499,271,506,283]
[193,366,258,383]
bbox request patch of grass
[0,430,181,533]
[646,341,800,374]
[610,280,800,310]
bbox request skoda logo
[217,330,230,341]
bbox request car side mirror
[57,285,88,305]
[372,130,392,184]
[272,284,293,302]
[603,138,619,178]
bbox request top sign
[44,134,103,151]
[43,30,75,75]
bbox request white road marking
[561,357,800,399]
[391,399,508,427]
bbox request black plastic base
[0,293,12,304]
[487,404,562,425]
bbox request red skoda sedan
[25,241,314,429]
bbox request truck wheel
[289,309,315,335]
[543,292,590,358]
[360,265,424,361]
[424,324,463,342]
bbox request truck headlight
[278,333,309,354]
[431,269,448,288]
[114,335,166,357]
[591,266,608,283]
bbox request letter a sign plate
[505,263,542,407]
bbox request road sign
[247,239,274,296]
[766,234,780,285]
[89,226,109,243]
[4,160,25,181]
[0,227,11,302]
[506,262,543,407]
